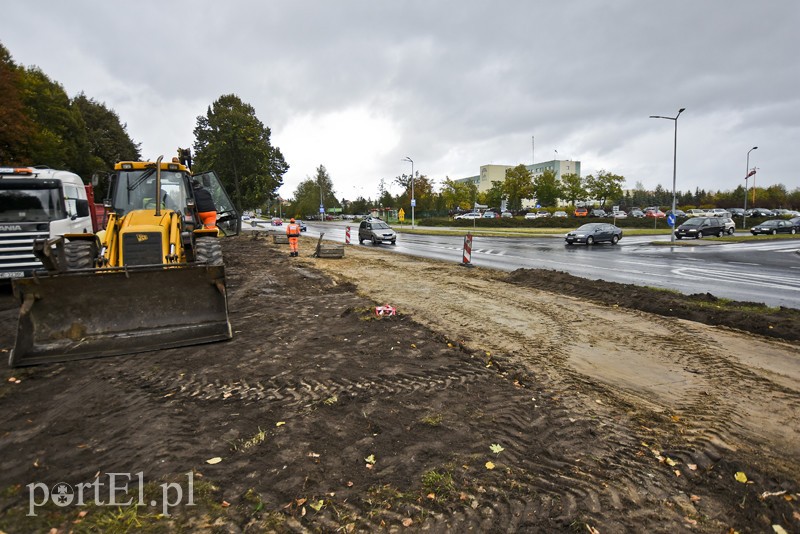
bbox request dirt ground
[0,233,798,533]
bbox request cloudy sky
[3,1,798,201]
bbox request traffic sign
[411,199,416,207]
[667,213,676,227]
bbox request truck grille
[122,232,163,265]
[0,230,49,275]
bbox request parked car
[612,210,628,218]
[728,208,745,218]
[666,209,686,218]
[482,211,499,218]
[358,219,397,244]
[750,219,797,235]
[708,208,731,218]
[748,208,774,217]
[271,217,283,226]
[565,223,622,245]
[590,209,607,217]
[686,209,709,217]
[501,211,513,218]
[552,211,568,218]
[574,207,588,217]
[455,212,481,220]
[674,217,724,239]
[645,209,666,218]
[629,209,645,218]
[524,212,538,220]
[720,217,735,235]
[790,217,800,230]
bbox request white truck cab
[0,166,93,279]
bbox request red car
[574,207,588,217]
[645,209,666,218]
[271,217,283,226]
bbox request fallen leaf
[221,500,230,508]
[402,518,413,527]
[8,377,17,383]
[674,470,681,477]
[685,517,697,526]
[671,415,681,422]
[665,458,677,467]
[471,500,479,509]
[206,457,223,465]
[296,498,307,506]
[77,510,88,518]
[365,454,376,465]
[489,444,505,454]
[734,471,748,483]
[301,506,306,517]
[485,461,495,470]
[410,344,416,349]
[595,399,603,405]
[772,525,788,534]
[688,464,698,471]
[276,421,286,427]
[346,481,354,487]
[586,525,600,534]
[426,493,436,500]
[309,499,324,511]
[690,495,701,502]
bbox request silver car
[358,219,397,245]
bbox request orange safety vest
[286,223,300,238]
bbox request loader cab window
[112,169,190,216]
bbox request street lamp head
[752,146,758,150]
[678,108,686,114]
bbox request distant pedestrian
[286,218,301,256]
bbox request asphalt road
[249,219,800,309]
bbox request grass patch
[421,469,456,499]
[420,413,443,426]
[231,427,268,451]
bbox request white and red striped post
[345,226,351,244]
[461,233,473,267]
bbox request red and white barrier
[345,226,351,244]
[462,233,473,266]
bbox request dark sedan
[565,223,622,245]
[750,219,797,235]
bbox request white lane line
[729,262,760,266]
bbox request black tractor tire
[194,237,223,266]
[64,240,95,270]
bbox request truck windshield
[113,170,189,216]
[0,186,65,222]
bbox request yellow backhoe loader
[9,156,240,366]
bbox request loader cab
[108,162,239,236]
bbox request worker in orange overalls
[286,218,301,256]
[192,180,217,229]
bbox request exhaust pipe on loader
[9,264,231,367]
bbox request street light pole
[402,156,414,228]
[743,146,757,230]
[650,108,685,245]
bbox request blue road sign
[667,213,676,227]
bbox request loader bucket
[9,264,231,367]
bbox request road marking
[729,262,760,266]
[672,267,800,292]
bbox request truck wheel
[64,240,95,270]
[195,237,223,266]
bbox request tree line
[288,162,799,219]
